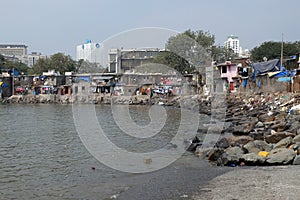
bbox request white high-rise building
[224,35,240,54]
[76,40,101,63]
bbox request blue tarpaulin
[278,77,292,82]
[251,59,283,81]
[243,79,248,88]
[78,76,90,82]
[13,69,19,76]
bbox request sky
[1,0,300,59]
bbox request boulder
[243,140,272,154]
[228,136,254,146]
[248,132,264,140]
[215,137,230,149]
[258,113,275,122]
[274,136,294,149]
[287,121,300,133]
[218,146,244,166]
[293,135,300,143]
[271,121,287,132]
[266,148,296,165]
[255,121,265,128]
[206,148,224,162]
[232,123,254,135]
[242,153,266,164]
[265,132,294,144]
[293,155,300,165]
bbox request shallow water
[0,104,229,199]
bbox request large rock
[206,148,224,162]
[287,121,300,133]
[248,132,264,140]
[274,136,294,149]
[232,124,252,135]
[271,121,287,132]
[266,148,296,165]
[259,114,275,123]
[255,121,264,128]
[243,140,272,154]
[228,136,254,146]
[242,153,266,164]
[218,146,244,166]
[215,137,230,149]
[265,132,295,144]
[293,155,300,165]
[293,135,300,143]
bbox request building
[217,61,240,92]
[224,35,240,54]
[0,44,47,66]
[20,52,47,67]
[108,48,166,74]
[0,44,27,57]
[76,40,101,63]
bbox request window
[82,86,85,91]
[222,66,227,73]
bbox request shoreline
[193,165,300,200]
[4,91,300,168]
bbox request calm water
[0,104,220,199]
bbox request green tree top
[159,29,214,74]
[29,53,77,75]
[251,41,300,62]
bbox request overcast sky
[1,0,299,59]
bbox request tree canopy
[0,54,29,75]
[29,53,77,75]
[154,51,192,74]
[154,29,214,74]
[251,41,300,62]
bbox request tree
[49,53,76,73]
[29,53,77,75]
[251,41,300,62]
[156,29,213,74]
[0,54,29,74]
[28,57,50,75]
[0,54,5,68]
[211,45,236,63]
[154,51,193,74]
[77,59,106,73]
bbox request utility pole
[281,33,284,68]
[12,68,14,96]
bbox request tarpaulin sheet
[251,59,281,80]
[278,77,291,82]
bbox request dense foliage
[0,54,29,75]
[29,53,77,75]
[251,41,300,62]
[154,29,215,74]
[154,29,237,74]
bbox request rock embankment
[196,92,300,166]
[1,94,204,108]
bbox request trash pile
[196,92,300,166]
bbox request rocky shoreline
[3,92,300,167]
[196,92,300,167]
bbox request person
[150,87,153,98]
[141,87,145,95]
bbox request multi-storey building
[20,52,47,67]
[0,44,27,57]
[108,48,165,74]
[224,35,240,54]
[76,40,101,63]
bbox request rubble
[198,92,300,166]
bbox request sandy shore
[193,165,300,200]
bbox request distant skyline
[1,0,299,59]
